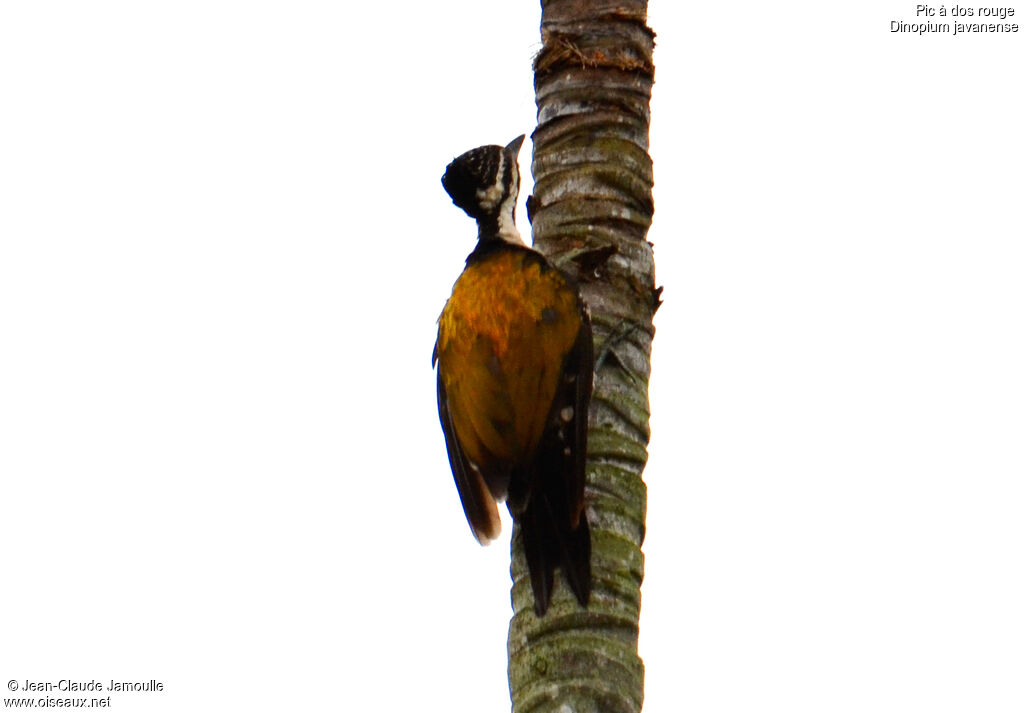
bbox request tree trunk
[508,1,656,712]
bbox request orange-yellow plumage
[437,250,579,469]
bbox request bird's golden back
[437,248,580,474]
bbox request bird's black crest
[442,145,501,219]
[442,135,525,221]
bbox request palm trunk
[508,1,657,712]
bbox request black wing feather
[519,287,593,615]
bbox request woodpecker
[433,135,593,616]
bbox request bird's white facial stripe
[496,157,522,243]
[496,198,523,244]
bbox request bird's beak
[505,134,526,157]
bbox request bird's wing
[436,370,501,544]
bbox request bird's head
[442,134,525,243]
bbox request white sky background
[1,1,1022,711]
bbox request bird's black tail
[520,492,591,616]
